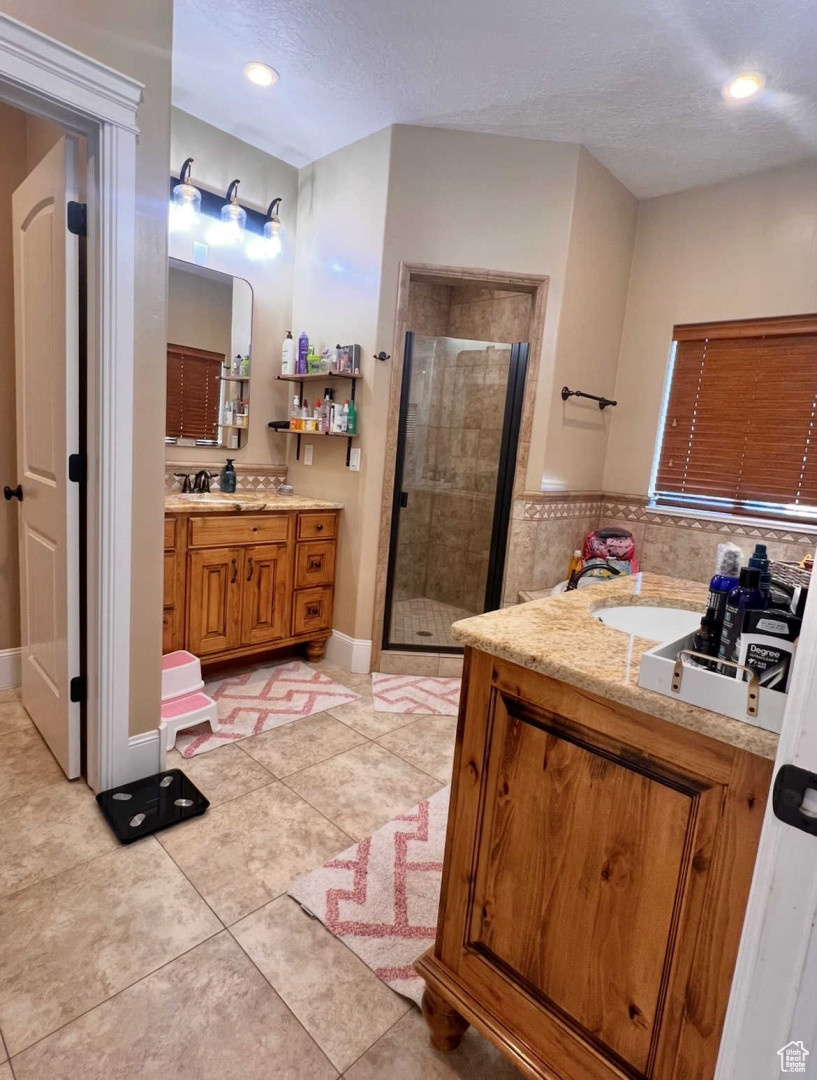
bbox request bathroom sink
[595,605,701,642]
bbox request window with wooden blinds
[653,314,817,520]
[166,343,224,443]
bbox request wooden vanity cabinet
[163,509,337,664]
[416,648,773,1080]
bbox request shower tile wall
[393,282,532,618]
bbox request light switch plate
[349,447,361,471]
[303,444,314,466]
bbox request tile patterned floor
[389,597,475,648]
[0,669,520,1079]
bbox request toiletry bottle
[232,354,242,376]
[717,567,764,676]
[240,354,250,377]
[748,543,771,606]
[692,607,721,669]
[707,543,742,645]
[290,395,300,430]
[321,389,333,433]
[347,398,357,435]
[566,550,583,581]
[282,332,295,375]
[221,459,237,494]
[297,331,309,375]
[340,400,349,433]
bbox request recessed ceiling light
[244,62,278,88]
[723,72,765,101]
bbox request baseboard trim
[325,631,372,674]
[120,729,163,788]
[0,647,22,689]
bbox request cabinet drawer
[297,512,336,540]
[189,514,290,548]
[292,586,333,636]
[295,540,336,588]
[164,516,176,550]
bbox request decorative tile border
[165,462,288,493]
[602,497,817,545]
[516,489,817,545]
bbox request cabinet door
[187,546,242,656]
[241,543,291,646]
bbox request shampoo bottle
[717,567,764,676]
[220,459,237,494]
[707,543,742,645]
[282,331,295,375]
[347,399,357,435]
[748,543,771,606]
[297,331,309,375]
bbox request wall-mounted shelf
[221,422,248,430]
[275,372,362,383]
[272,371,361,466]
[219,374,251,383]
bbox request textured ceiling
[172,0,817,197]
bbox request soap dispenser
[221,459,237,494]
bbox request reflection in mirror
[165,258,253,449]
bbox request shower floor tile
[389,597,476,648]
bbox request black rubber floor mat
[96,769,209,843]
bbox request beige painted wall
[2,0,174,734]
[289,127,393,641]
[604,158,817,497]
[379,126,580,497]
[168,108,298,467]
[0,104,29,653]
[543,147,638,492]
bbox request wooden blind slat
[166,343,224,442]
[655,317,817,516]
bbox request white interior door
[716,584,817,1078]
[12,136,81,779]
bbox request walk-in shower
[383,332,528,652]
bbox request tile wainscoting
[503,493,816,603]
[165,462,288,493]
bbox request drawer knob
[309,558,323,570]
[306,604,320,617]
[315,523,324,531]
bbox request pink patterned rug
[289,785,450,1005]
[174,661,359,758]
[371,673,461,716]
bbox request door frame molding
[0,14,142,791]
[371,262,549,671]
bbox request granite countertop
[452,572,779,759]
[165,492,343,513]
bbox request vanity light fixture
[170,157,201,230]
[723,72,765,101]
[220,179,247,244]
[263,197,283,256]
[244,62,278,87]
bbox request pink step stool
[160,651,217,752]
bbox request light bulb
[220,192,246,244]
[723,73,765,101]
[244,62,278,87]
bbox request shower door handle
[399,492,408,508]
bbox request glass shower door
[384,333,528,651]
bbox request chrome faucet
[192,470,216,494]
[565,562,622,591]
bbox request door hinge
[67,201,87,237]
[68,453,87,484]
[70,675,86,703]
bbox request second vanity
[163,492,342,665]
[416,573,776,1080]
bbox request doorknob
[3,485,22,502]
[772,764,817,836]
